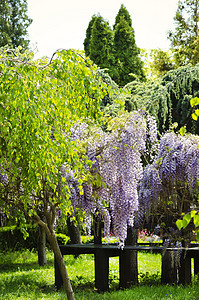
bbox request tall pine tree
[0,0,32,49]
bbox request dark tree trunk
[119,226,138,288]
[67,216,81,244]
[37,224,47,266]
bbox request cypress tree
[83,15,98,57]
[89,15,114,73]
[0,0,32,49]
[84,5,145,85]
[113,5,145,86]
[113,4,132,29]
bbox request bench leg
[194,251,199,276]
[161,250,178,284]
[119,250,138,288]
[179,251,191,285]
[95,249,109,292]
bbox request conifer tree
[113,4,145,86]
[83,15,98,57]
[0,0,32,49]
[113,3,132,29]
[89,15,115,73]
[125,64,199,134]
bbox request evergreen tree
[89,15,115,73]
[0,0,32,49]
[113,5,145,86]
[125,64,199,134]
[83,15,98,57]
[168,0,199,65]
[84,5,145,86]
[113,3,132,29]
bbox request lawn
[0,249,199,299]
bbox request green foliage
[149,49,175,78]
[1,250,199,299]
[0,225,38,251]
[113,14,145,85]
[56,233,70,245]
[190,96,199,120]
[168,0,199,66]
[125,64,199,134]
[83,15,98,57]
[113,4,132,29]
[0,0,32,49]
[176,211,199,241]
[84,5,145,86]
[89,15,114,75]
[0,48,107,217]
[55,234,95,245]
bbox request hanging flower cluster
[138,132,199,225]
[65,111,158,247]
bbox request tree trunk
[119,226,138,288]
[37,224,47,266]
[67,216,81,244]
[35,216,75,300]
[48,230,75,300]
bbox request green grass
[0,250,199,299]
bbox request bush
[0,225,38,251]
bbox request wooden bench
[54,242,199,291]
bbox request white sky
[27,0,179,59]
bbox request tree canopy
[0,0,32,49]
[83,5,145,86]
[125,64,199,134]
[89,15,114,72]
[168,0,199,66]
[0,48,107,299]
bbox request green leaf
[182,213,191,228]
[195,109,199,116]
[176,219,183,230]
[179,126,186,136]
[194,214,199,227]
[191,210,196,218]
[192,112,198,121]
[190,97,199,107]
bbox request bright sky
[27,0,179,59]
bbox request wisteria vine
[65,111,158,247]
[138,131,199,244]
